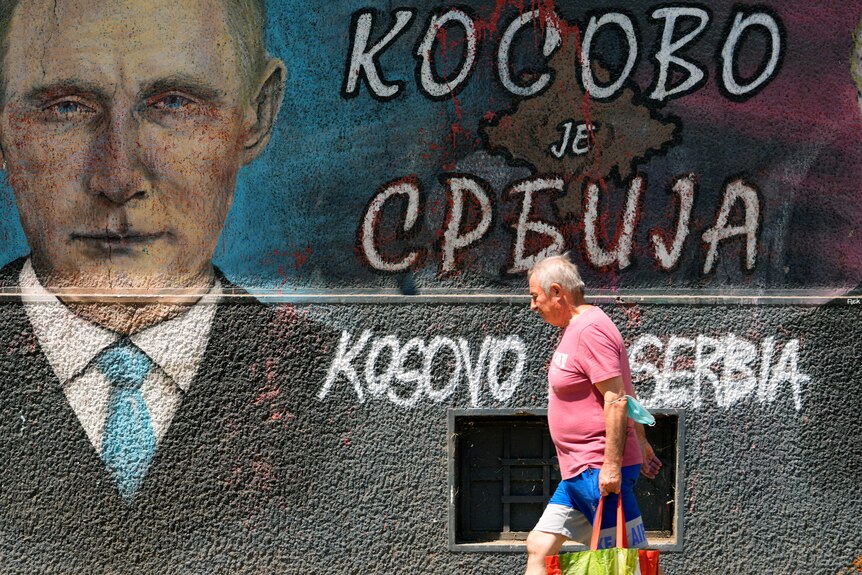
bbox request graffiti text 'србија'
[360,173,759,276]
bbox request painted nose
[87,111,152,204]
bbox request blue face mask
[626,395,655,426]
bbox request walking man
[524,253,662,574]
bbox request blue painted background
[2,1,860,291]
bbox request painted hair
[0,0,268,102]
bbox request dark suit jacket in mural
[0,258,337,573]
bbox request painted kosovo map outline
[480,26,680,218]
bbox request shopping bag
[547,549,659,575]
[637,549,660,575]
[545,494,659,575]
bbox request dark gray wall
[300,301,861,574]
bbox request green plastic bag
[556,547,640,575]
[545,494,643,575]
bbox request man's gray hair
[528,253,586,296]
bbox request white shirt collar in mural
[19,258,221,391]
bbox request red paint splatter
[293,246,312,270]
[254,361,281,406]
[266,358,276,384]
[254,386,281,405]
[277,265,290,288]
[615,297,642,329]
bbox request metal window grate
[451,410,681,548]
[456,417,560,542]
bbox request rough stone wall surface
[305,303,862,574]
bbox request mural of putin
[0,0,332,572]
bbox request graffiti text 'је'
[343,5,783,102]
[360,173,758,276]
[550,122,597,159]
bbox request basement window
[447,409,683,552]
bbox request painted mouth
[72,232,166,251]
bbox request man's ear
[550,283,562,298]
[241,58,286,165]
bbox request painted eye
[57,101,80,114]
[46,100,95,116]
[153,94,193,110]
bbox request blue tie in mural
[96,342,157,502]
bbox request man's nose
[530,300,537,311]
[86,110,152,204]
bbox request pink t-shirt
[547,306,643,479]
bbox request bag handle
[589,494,628,550]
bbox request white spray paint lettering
[702,179,759,274]
[343,7,783,102]
[507,177,565,274]
[416,9,478,98]
[319,331,526,407]
[584,176,644,270]
[629,333,809,411]
[360,174,761,276]
[651,174,694,270]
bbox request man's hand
[634,422,663,479]
[599,463,622,495]
[639,438,663,479]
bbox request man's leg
[525,477,591,575]
[524,530,566,575]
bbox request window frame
[447,408,685,553]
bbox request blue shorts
[534,465,649,549]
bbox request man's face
[0,0,257,289]
[529,274,565,327]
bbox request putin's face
[0,0,275,290]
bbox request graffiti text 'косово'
[343,5,783,103]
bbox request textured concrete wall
[0,297,859,573]
[306,302,862,574]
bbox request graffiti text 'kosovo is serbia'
[319,331,809,411]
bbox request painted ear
[241,58,287,165]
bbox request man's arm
[595,375,628,496]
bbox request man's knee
[526,530,564,559]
